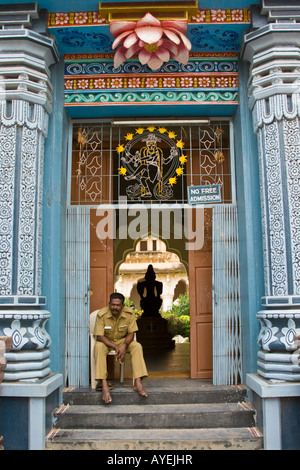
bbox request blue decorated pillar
[0,4,59,380]
[243,2,300,380]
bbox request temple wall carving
[243,16,300,380]
[0,7,58,380]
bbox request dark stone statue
[137,264,162,317]
[136,264,175,350]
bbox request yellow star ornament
[179,154,188,165]
[158,127,167,134]
[168,177,177,186]
[176,139,185,149]
[116,144,125,154]
[168,131,177,139]
[118,166,127,176]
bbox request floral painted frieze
[65,74,238,91]
[64,52,238,107]
[64,54,238,88]
[48,9,251,55]
[48,9,251,27]
[192,9,250,23]
[48,11,106,26]
[58,7,243,108]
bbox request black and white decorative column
[0,5,59,380]
[243,1,300,381]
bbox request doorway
[115,236,190,378]
[65,119,242,388]
[88,204,213,381]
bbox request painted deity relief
[117,127,187,201]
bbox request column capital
[0,28,59,69]
[242,23,300,117]
[261,0,300,23]
[0,5,59,115]
[242,1,300,103]
[242,24,300,64]
[0,3,58,64]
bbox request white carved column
[0,5,59,380]
[243,1,300,380]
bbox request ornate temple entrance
[65,119,242,387]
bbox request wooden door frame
[66,119,237,384]
[90,208,114,313]
[188,208,213,379]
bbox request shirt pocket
[118,324,128,336]
[104,325,113,339]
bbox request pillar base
[257,351,300,381]
[257,303,300,381]
[0,308,52,380]
[247,373,300,450]
[0,373,63,450]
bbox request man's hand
[97,332,134,364]
[115,343,127,364]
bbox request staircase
[46,379,263,450]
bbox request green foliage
[124,297,135,309]
[162,294,190,338]
[167,293,190,317]
[124,297,143,318]
[178,315,190,337]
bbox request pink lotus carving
[110,12,191,71]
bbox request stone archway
[115,237,188,313]
[173,279,188,302]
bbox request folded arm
[96,331,135,363]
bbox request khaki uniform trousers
[94,339,148,380]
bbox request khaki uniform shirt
[93,305,138,343]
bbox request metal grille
[212,204,243,385]
[70,121,232,205]
[65,206,90,387]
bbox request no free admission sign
[188,184,222,204]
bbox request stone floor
[120,342,191,379]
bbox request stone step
[46,426,263,451]
[54,402,256,430]
[63,383,248,406]
[48,381,263,450]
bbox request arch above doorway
[115,237,188,313]
[173,279,188,302]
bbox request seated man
[93,292,148,404]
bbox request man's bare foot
[133,378,148,397]
[96,380,114,391]
[102,380,112,404]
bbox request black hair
[109,292,125,303]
